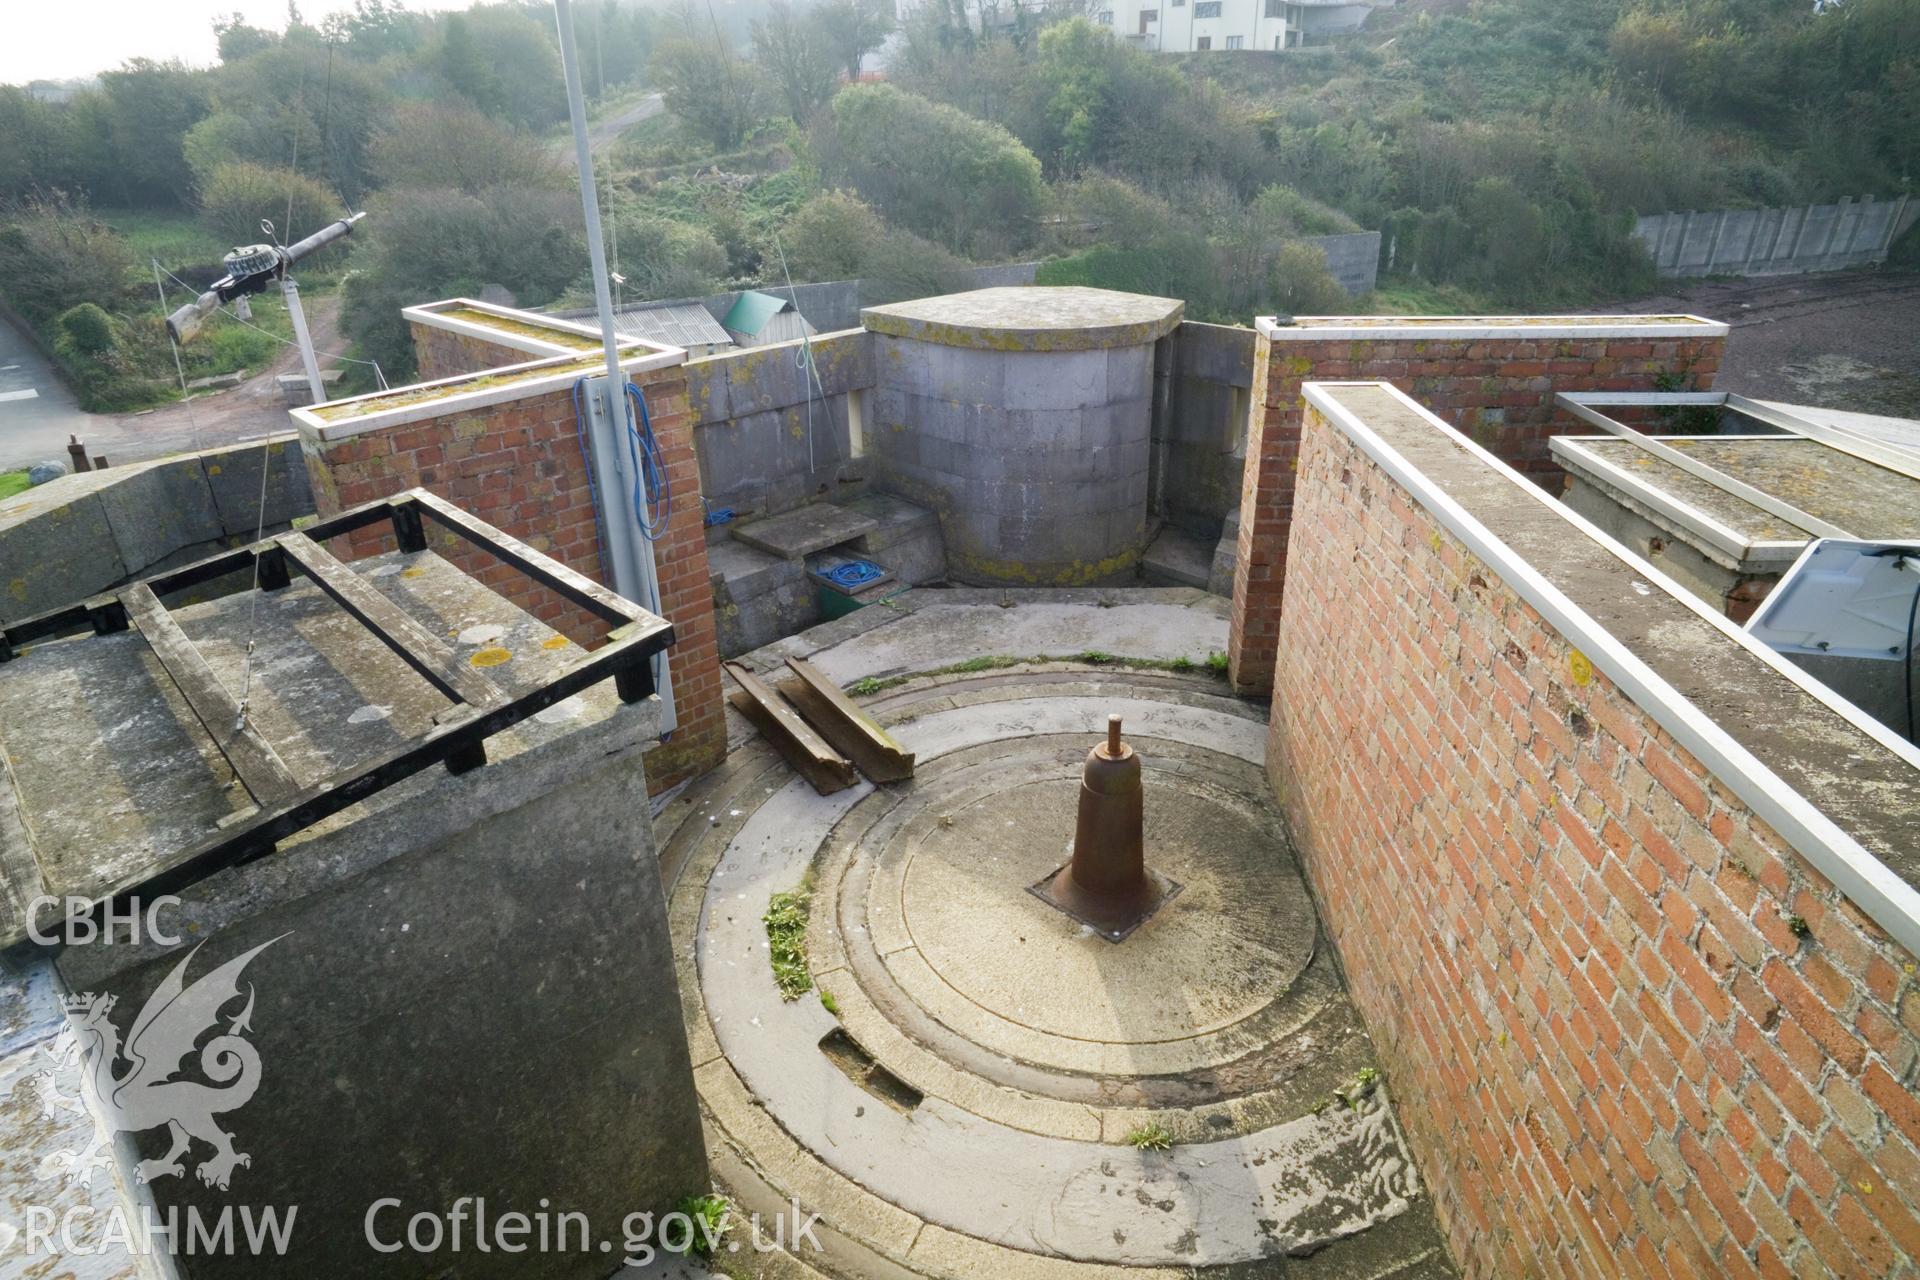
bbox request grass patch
[819,987,839,1016]
[1205,651,1230,675]
[0,472,30,502]
[764,883,814,1000]
[1126,1122,1174,1151]
[95,206,230,268]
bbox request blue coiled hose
[572,377,670,543]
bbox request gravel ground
[1599,270,1920,419]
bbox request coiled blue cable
[572,376,671,543]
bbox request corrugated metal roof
[722,289,790,338]
[607,302,734,351]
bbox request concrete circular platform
[860,286,1183,352]
[661,658,1447,1276]
[893,767,1314,1045]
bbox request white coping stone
[1254,314,1730,341]
[1301,378,1920,959]
[291,346,686,443]
[697,696,1420,1266]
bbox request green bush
[197,161,340,250]
[825,83,1044,259]
[199,322,278,375]
[1266,243,1349,317]
[0,194,136,327]
[57,302,116,355]
[776,191,969,303]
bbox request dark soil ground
[1600,270,1920,419]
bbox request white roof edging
[1257,314,1730,341]
[1302,379,1920,958]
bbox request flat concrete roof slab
[732,503,878,560]
[0,549,626,941]
[862,286,1183,352]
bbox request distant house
[1108,0,1391,52]
[721,290,817,349]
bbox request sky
[1,0,485,86]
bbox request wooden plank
[122,583,301,807]
[277,532,508,711]
[724,661,855,795]
[407,489,648,627]
[779,658,915,783]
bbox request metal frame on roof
[0,488,674,947]
[1547,437,1809,567]
[1552,392,1859,542]
[1724,393,1920,481]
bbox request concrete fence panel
[1635,195,1913,278]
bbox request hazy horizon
[2,0,488,86]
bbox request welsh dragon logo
[37,938,281,1192]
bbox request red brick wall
[1228,327,1725,694]
[407,321,547,382]
[301,365,726,792]
[1272,398,1920,1279]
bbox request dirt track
[1600,270,1920,418]
[62,295,345,468]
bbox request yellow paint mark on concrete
[470,646,513,668]
[1568,651,1593,686]
[206,464,222,476]
[541,635,571,651]
[401,567,426,578]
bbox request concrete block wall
[298,363,727,793]
[1273,391,1920,1280]
[686,327,873,521]
[0,437,313,621]
[1227,317,1728,694]
[1635,196,1918,279]
[1160,321,1257,535]
[1304,231,1383,297]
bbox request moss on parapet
[306,355,613,423]
[434,306,606,352]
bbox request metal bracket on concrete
[0,487,676,947]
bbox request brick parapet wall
[1272,396,1920,1278]
[406,320,550,383]
[1228,327,1724,694]
[299,365,726,792]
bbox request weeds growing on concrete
[819,988,839,1016]
[764,886,814,1000]
[1127,1122,1174,1151]
[1205,651,1230,675]
[672,1194,732,1258]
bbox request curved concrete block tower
[862,286,1183,585]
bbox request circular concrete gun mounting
[661,655,1453,1279]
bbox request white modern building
[1097,0,1388,52]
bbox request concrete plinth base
[659,595,1455,1278]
